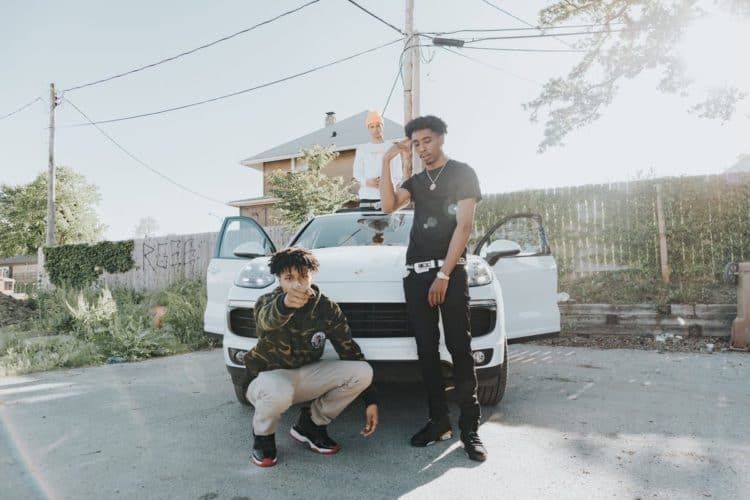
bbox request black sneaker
[410,416,453,447]
[461,431,487,462]
[251,433,277,467]
[290,407,340,454]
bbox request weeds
[0,279,212,376]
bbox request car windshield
[292,212,413,249]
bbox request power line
[346,0,405,35]
[382,37,422,116]
[0,97,44,121]
[62,0,321,93]
[479,0,577,49]
[463,45,584,53]
[64,38,404,127]
[479,0,535,28]
[464,28,628,43]
[439,46,542,85]
[62,97,228,206]
[424,22,625,36]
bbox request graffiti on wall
[142,238,210,273]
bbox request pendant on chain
[429,183,436,191]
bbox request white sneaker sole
[289,427,340,454]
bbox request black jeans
[403,266,480,433]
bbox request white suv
[204,209,560,406]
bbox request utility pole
[46,83,57,247]
[403,0,422,175]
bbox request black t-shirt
[401,159,482,264]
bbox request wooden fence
[100,232,217,291]
[476,173,750,281]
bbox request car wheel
[233,383,253,407]
[477,342,508,406]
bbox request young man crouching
[244,247,378,467]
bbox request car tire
[477,341,508,406]
[233,383,253,407]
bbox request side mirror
[484,239,521,265]
[233,242,268,259]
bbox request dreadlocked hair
[268,246,320,276]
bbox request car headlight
[235,263,275,288]
[467,259,493,287]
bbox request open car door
[474,213,560,342]
[203,216,276,339]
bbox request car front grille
[228,301,496,339]
[339,303,408,338]
[229,308,257,338]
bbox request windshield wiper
[338,228,363,246]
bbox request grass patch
[0,279,216,376]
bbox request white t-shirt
[352,142,403,200]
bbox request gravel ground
[527,333,738,353]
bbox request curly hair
[268,246,320,276]
[405,115,447,138]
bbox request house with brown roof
[230,111,404,225]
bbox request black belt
[406,258,466,273]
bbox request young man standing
[243,247,378,467]
[353,110,404,207]
[379,115,487,462]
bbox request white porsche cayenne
[204,208,560,406]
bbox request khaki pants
[247,360,373,436]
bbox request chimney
[325,111,336,127]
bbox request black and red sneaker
[251,433,277,467]
[290,407,340,454]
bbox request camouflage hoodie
[244,284,377,405]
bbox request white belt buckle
[414,261,433,273]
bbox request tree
[134,216,160,239]
[0,166,106,257]
[526,0,750,152]
[266,145,355,228]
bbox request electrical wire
[62,0,321,92]
[0,97,44,121]
[423,22,625,36]
[439,46,542,85]
[64,38,404,127]
[479,0,577,49]
[464,28,627,43]
[382,37,423,116]
[62,97,228,206]
[346,0,405,35]
[463,45,584,53]
[479,0,536,29]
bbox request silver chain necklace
[425,161,449,191]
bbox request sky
[1,0,749,241]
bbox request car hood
[311,246,408,282]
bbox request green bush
[44,240,135,289]
[159,280,212,348]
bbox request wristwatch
[436,271,450,281]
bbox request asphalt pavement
[1,345,747,500]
